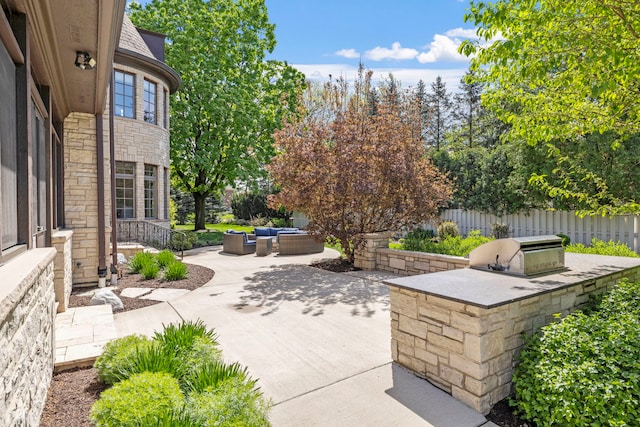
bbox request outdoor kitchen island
[383,251,640,414]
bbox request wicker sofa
[222,231,256,255]
[278,232,324,255]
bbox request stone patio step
[54,304,117,372]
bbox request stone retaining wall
[354,233,469,275]
[0,249,57,426]
[388,263,640,414]
[377,248,469,276]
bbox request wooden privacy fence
[433,209,640,253]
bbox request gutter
[109,69,119,285]
[96,112,107,286]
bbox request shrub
[164,261,188,281]
[124,343,185,379]
[129,251,155,274]
[566,237,639,257]
[556,232,570,246]
[94,335,153,385]
[90,372,184,426]
[179,336,224,377]
[141,261,160,279]
[437,221,459,239]
[184,377,270,427]
[407,228,436,241]
[169,232,198,251]
[491,223,509,239]
[156,250,176,268]
[512,280,640,426]
[183,360,250,394]
[231,189,289,222]
[402,229,491,257]
[269,217,288,227]
[154,320,218,356]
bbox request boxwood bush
[512,279,640,426]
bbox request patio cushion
[254,227,270,237]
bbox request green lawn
[174,223,254,246]
[174,223,253,232]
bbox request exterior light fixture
[75,51,96,69]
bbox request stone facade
[0,249,56,426]
[52,230,73,312]
[63,113,113,286]
[387,261,640,414]
[112,63,171,224]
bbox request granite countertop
[383,253,640,309]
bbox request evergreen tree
[424,76,451,150]
[452,71,482,148]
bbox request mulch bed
[39,262,214,426]
[68,262,214,312]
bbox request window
[164,167,169,220]
[0,39,17,251]
[115,162,135,219]
[163,89,168,128]
[143,79,156,124]
[114,71,135,118]
[144,165,156,219]
[32,101,46,236]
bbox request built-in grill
[468,235,565,277]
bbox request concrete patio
[55,246,496,426]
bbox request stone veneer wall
[63,113,112,286]
[0,249,56,426]
[112,63,171,222]
[377,248,469,275]
[353,233,469,274]
[52,230,73,312]
[388,266,640,414]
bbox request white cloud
[417,34,469,63]
[335,48,360,59]
[365,42,419,61]
[445,27,479,39]
[290,63,466,91]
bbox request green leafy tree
[461,0,640,214]
[431,144,531,215]
[129,0,305,230]
[268,68,452,263]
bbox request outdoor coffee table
[256,237,272,256]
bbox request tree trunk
[193,193,207,231]
[342,237,355,264]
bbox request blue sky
[265,0,475,90]
[132,0,476,91]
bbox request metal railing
[116,220,188,259]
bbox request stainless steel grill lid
[468,235,565,277]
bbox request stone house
[0,1,179,424]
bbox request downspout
[109,69,119,285]
[96,113,107,287]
